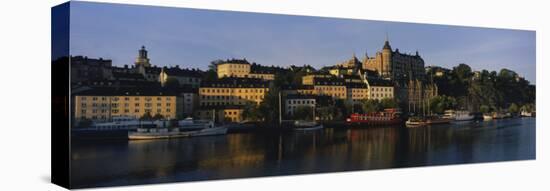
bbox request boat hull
[128,127,228,140]
[293,124,324,131]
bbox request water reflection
[71,118,535,188]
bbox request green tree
[140,112,153,120]
[77,118,93,128]
[479,105,490,114]
[163,77,180,89]
[152,113,164,120]
[242,102,263,121]
[380,98,398,109]
[361,99,381,113]
[293,106,313,120]
[508,103,519,113]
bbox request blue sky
[69,1,536,84]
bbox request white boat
[89,116,155,131]
[178,117,214,130]
[444,110,474,121]
[520,111,533,117]
[483,114,493,121]
[405,118,426,128]
[128,125,227,140]
[293,120,323,131]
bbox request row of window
[200,95,263,100]
[371,87,392,92]
[81,96,172,101]
[81,108,171,114]
[82,103,171,107]
[287,100,315,105]
[201,88,265,93]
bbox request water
[70,118,535,188]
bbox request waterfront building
[285,94,316,116]
[73,87,181,123]
[198,77,269,107]
[159,66,203,88]
[180,86,199,117]
[195,106,243,123]
[365,77,394,100]
[216,59,276,80]
[301,73,334,85]
[346,82,369,103]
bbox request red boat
[346,108,403,126]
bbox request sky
[68,1,536,84]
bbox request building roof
[367,77,394,87]
[219,58,251,65]
[286,94,317,100]
[200,77,269,88]
[163,67,203,78]
[345,82,368,88]
[73,87,179,96]
[112,72,146,81]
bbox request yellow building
[196,78,269,122]
[365,78,394,100]
[347,83,369,103]
[74,88,181,122]
[216,59,275,80]
[196,107,243,123]
[217,59,251,78]
[198,77,269,107]
[301,74,334,85]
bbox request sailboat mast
[278,92,282,126]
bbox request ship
[346,108,403,126]
[293,120,324,131]
[127,124,227,140]
[443,110,474,121]
[71,116,156,139]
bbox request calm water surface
[71,118,535,188]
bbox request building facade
[362,39,425,81]
[159,66,203,88]
[216,59,275,80]
[74,88,181,123]
[198,77,269,107]
[366,78,394,100]
[285,94,316,116]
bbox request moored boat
[425,116,452,125]
[293,120,324,131]
[444,110,474,121]
[346,108,403,126]
[128,124,227,140]
[483,114,493,121]
[405,117,426,128]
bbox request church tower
[381,36,392,78]
[135,46,151,67]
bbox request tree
[429,95,457,114]
[152,113,164,120]
[77,118,93,128]
[293,106,313,120]
[241,102,263,121]
[163,77,180,89]
[361,99,381,113]
[508,103,519,113]
[479,105,490,114]
[380,98,398,109]
[140,112,153,120]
